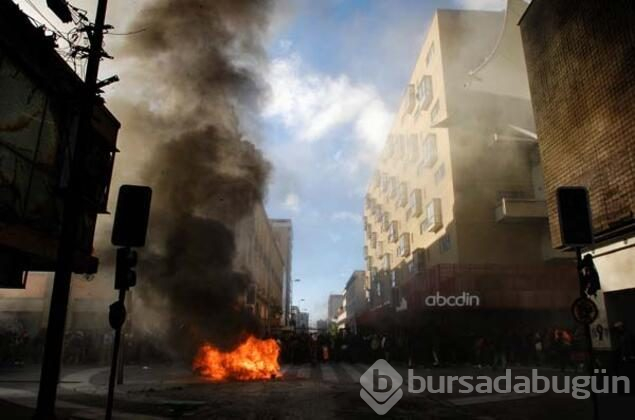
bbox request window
[419,133,437,169]
[397,233,411,257]
[372,204,380,221]
[426,42,435,67]
[434,163,446,185]
[382,211,390,232]
[416,75,433,111]
[377,240,384,254]
[370,232,377,249]
[391,270,397,288]
[382,253,391,270]
[407,189,423,219]
[407,134,419,162]
[366,256,373,273]
[398,182,408,207]
[420,198,442,233]
[439,233,451,253]
[388,221,399,243]
[412,248,426,272]
[381,173,389,192]
[389,176,398,199]
[405,84,416,114]
[431,100,440,123]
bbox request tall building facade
[362,8,578,333]
[344,271,368,333]
[270,219,293,326]
[520,0,635,351]
[327,294,344,327]
[234,201,285,332]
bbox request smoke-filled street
[1,361,603,419]
[2,0,635,418]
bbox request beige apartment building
[362,8,578,333]
[270,219,293,327]
[0,201,286,338]
[234,201,286,332]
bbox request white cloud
[283,193,300,212]
[263,54,392,160]
[331,211,362,224]
[453,0,506,10]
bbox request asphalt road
[0,363,632,419]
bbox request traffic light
[579,254,601,297]
[115,247,137,290]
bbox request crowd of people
[276,323,634,373]
[2,317,633,376]
[0,319,171,366]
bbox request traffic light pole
[576,247,599,420]
[105,288,126,420]
[34,0,109,417]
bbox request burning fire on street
[193,336,281,381]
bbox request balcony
[495,198,547,223]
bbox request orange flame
[193,336,281,381]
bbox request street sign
[571,297,599,324]
[556,187,594,247]
[111,185,152,247]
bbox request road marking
[320,364,338,382]
[341,364,363,383]
[0,387,35,398]
[448,393,541,406]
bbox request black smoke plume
[111,0,273,355]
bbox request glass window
[416,75,433,111]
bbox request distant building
[316,319,328,333]
[234,201,286,332]
[336,293,347,330]
[270,219,293,326]
[362,7,577,334]
[297,311,309,331]
[327,294,344,328]
[344,271,368,333]
[520,0,635,351]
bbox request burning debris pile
[193,336,281,381]
[110,0,274,360]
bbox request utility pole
[34,0,110,417]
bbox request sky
[13,0,506,324]
[260,0,506,322]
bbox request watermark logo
[360,359,403,415]
[424,291,480,307]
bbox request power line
[23,0,64,37]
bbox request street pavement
[0,363,632,419]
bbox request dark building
[520,0,635,354]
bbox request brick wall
[520,0,635,247]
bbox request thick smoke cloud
[109,0,273,355]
